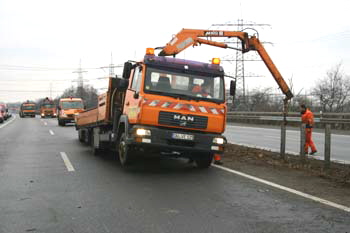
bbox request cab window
[131,66,142,92]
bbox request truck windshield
[22,105,35,110]
[42,104,54,108]
[61,101,83,109]
[144,68,225,103]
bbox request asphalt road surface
[225,124,350,163]
[0,116,349,233]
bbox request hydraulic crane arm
[158,29,293,100]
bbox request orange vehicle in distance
[40,97,57,118]
[57,97,84,126]
[19,101,36,118]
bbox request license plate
[172,133,194,141]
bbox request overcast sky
[0,0,349,103]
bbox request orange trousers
[304,128,317,153]
[214,154,221,161]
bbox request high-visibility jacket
[192,85,209,97]
[301,109,314,128]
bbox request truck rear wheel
[58,119,65,126]
[195,153,213,169]
[90,130,103,156]
[118,133,133,166]
[78,129,85,143]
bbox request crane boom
[158,29,293,100]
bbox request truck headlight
[41,113,45,116]
[136,128,151,136]
[213,137,225,145]
[74,113,79,116]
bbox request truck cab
[19,101,36,118]
[40,97,56,118]
[57,97,84,126]
[119,53,227,166]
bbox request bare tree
[312,63,350,112]
[247,87,273,111]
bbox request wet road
[224,124,350,163]
[0,116,349,233]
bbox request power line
[0,90,65,93]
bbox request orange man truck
[19,101,36,118]
[76,50,230,168]
[75,29,293,168]
[40,97,57,118]
[57,97,84,126]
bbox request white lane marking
[213,164,350,213]
[49,130,55,135]
[44,122,48,126]
[60,152,75,172]
[0,115,16,129]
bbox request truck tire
[195,153,213,169]
[118,133,133,166]
[78,129,85,143]
[58,119,65,126]
[90,129,103,156]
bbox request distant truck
[19,101,36,118]
[57,97,85,126]
[40,97,56,118]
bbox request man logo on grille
[173,114,194,122]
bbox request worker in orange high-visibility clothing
[192,80,212,98]
[300,104,317,155]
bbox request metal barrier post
[324,124,331,170]
[300,124,306,160]
[280,123,286,159]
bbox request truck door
[124,65,143,124]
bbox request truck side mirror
[122,62,133,79]
[117,79,129,91]
[230,80,236,96]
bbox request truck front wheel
[118,133,133,166]
[195,153,213,169]
[58,119,65,126]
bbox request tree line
[230,63,350,113]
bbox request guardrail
[227,111,350,129]
[227,111,350,169]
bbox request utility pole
[72,60,88,98]
[100,53,123,79]
[212,20,270,110]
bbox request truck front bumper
[60,117,75,123]
[125,125,226,156]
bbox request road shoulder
[220,144,350,207]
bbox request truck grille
[158,111,208,129]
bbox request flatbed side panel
[76,108,99,127]
[97,93,108,122]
